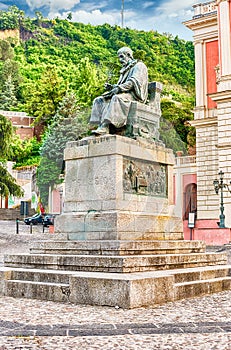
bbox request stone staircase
[0,239,231,308]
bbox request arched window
[183,183,197,220]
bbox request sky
[0,0,201,41]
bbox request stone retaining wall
[0,208,35,221]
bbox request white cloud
[0,2,7,10]
[123,7,194,40]
[34,0,196,41]
[53,9,121,27]
[142,2,154,10]
[26,0,80,12]
[156,0,198,15]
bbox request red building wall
[206,40,219,109]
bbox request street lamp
[213,170,231,228]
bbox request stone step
[1,265,231,308]
[2,267,73,284]
[4,279,70,302]
[175,277,231,300]
[1,265,230,284]
[3,252,227,273]
[171,265,231,283]
[68,270,231,308]
[30,240,206,256]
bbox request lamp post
[213,170,231,228]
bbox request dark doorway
[183,183,197,220]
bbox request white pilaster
[218,0,231,77]
[194,41,205,116]
[191,118,219,220]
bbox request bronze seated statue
[89,46,163,141]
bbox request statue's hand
[102,86,120,98]
[104,83,113,91]
[110,86,120,95]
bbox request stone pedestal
[55,135,183,240]
[2,135,229,309]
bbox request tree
[73,57,106,106]
[160,99,194,153]
[0,165,23,197]
[0,40,14,61]
[159,117,187,154]
[0,6,23,30]
[0,114,23,197]
[0,114,13,157]
[24,66,66,126]
[0,59,22,97]
[37,91,89,204]
[35,11,44,27]
[67,13,72,21]
[9,135,41,168]
[0,76,18,110]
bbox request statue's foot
[91,124,109,135]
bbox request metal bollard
[30,222,33,234]
[16,218,19,234]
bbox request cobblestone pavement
[0,220,51,265]
[0,291,230,349]
[0,220,231,349]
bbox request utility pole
[121,0,124,28]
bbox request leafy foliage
[160,99,194,153]
[0,6,23,30]
[0,76,18,109]
[23,66,66,126]
[0,40,14,61]
[0,58,22,96]
[0,114,13,157]
[9,135,42,168]
[9,11,194,109]
[0,163,23,197]
[0,114,23,197]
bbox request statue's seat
[126,81,163,140]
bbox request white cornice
[189,117,217,127]
[209,90,231,102]
[194,30,218,42]
[183,14,217,31]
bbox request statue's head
[117,47,133,66]
[117,46,133,59]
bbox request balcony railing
[193,1,217,18]
[175,156,196,166]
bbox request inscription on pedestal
[123,157,167,197]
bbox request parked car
[24,213,43,225]
[43,214,56,227]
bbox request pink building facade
[182,0,231,244]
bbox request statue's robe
[90,60,148,128]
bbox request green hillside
[0,6,195,107]
[0,5,196,146]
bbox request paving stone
[1,221,231,348]
[0,291,230,348]
[68,328,130,337]
[35,328,67,336]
